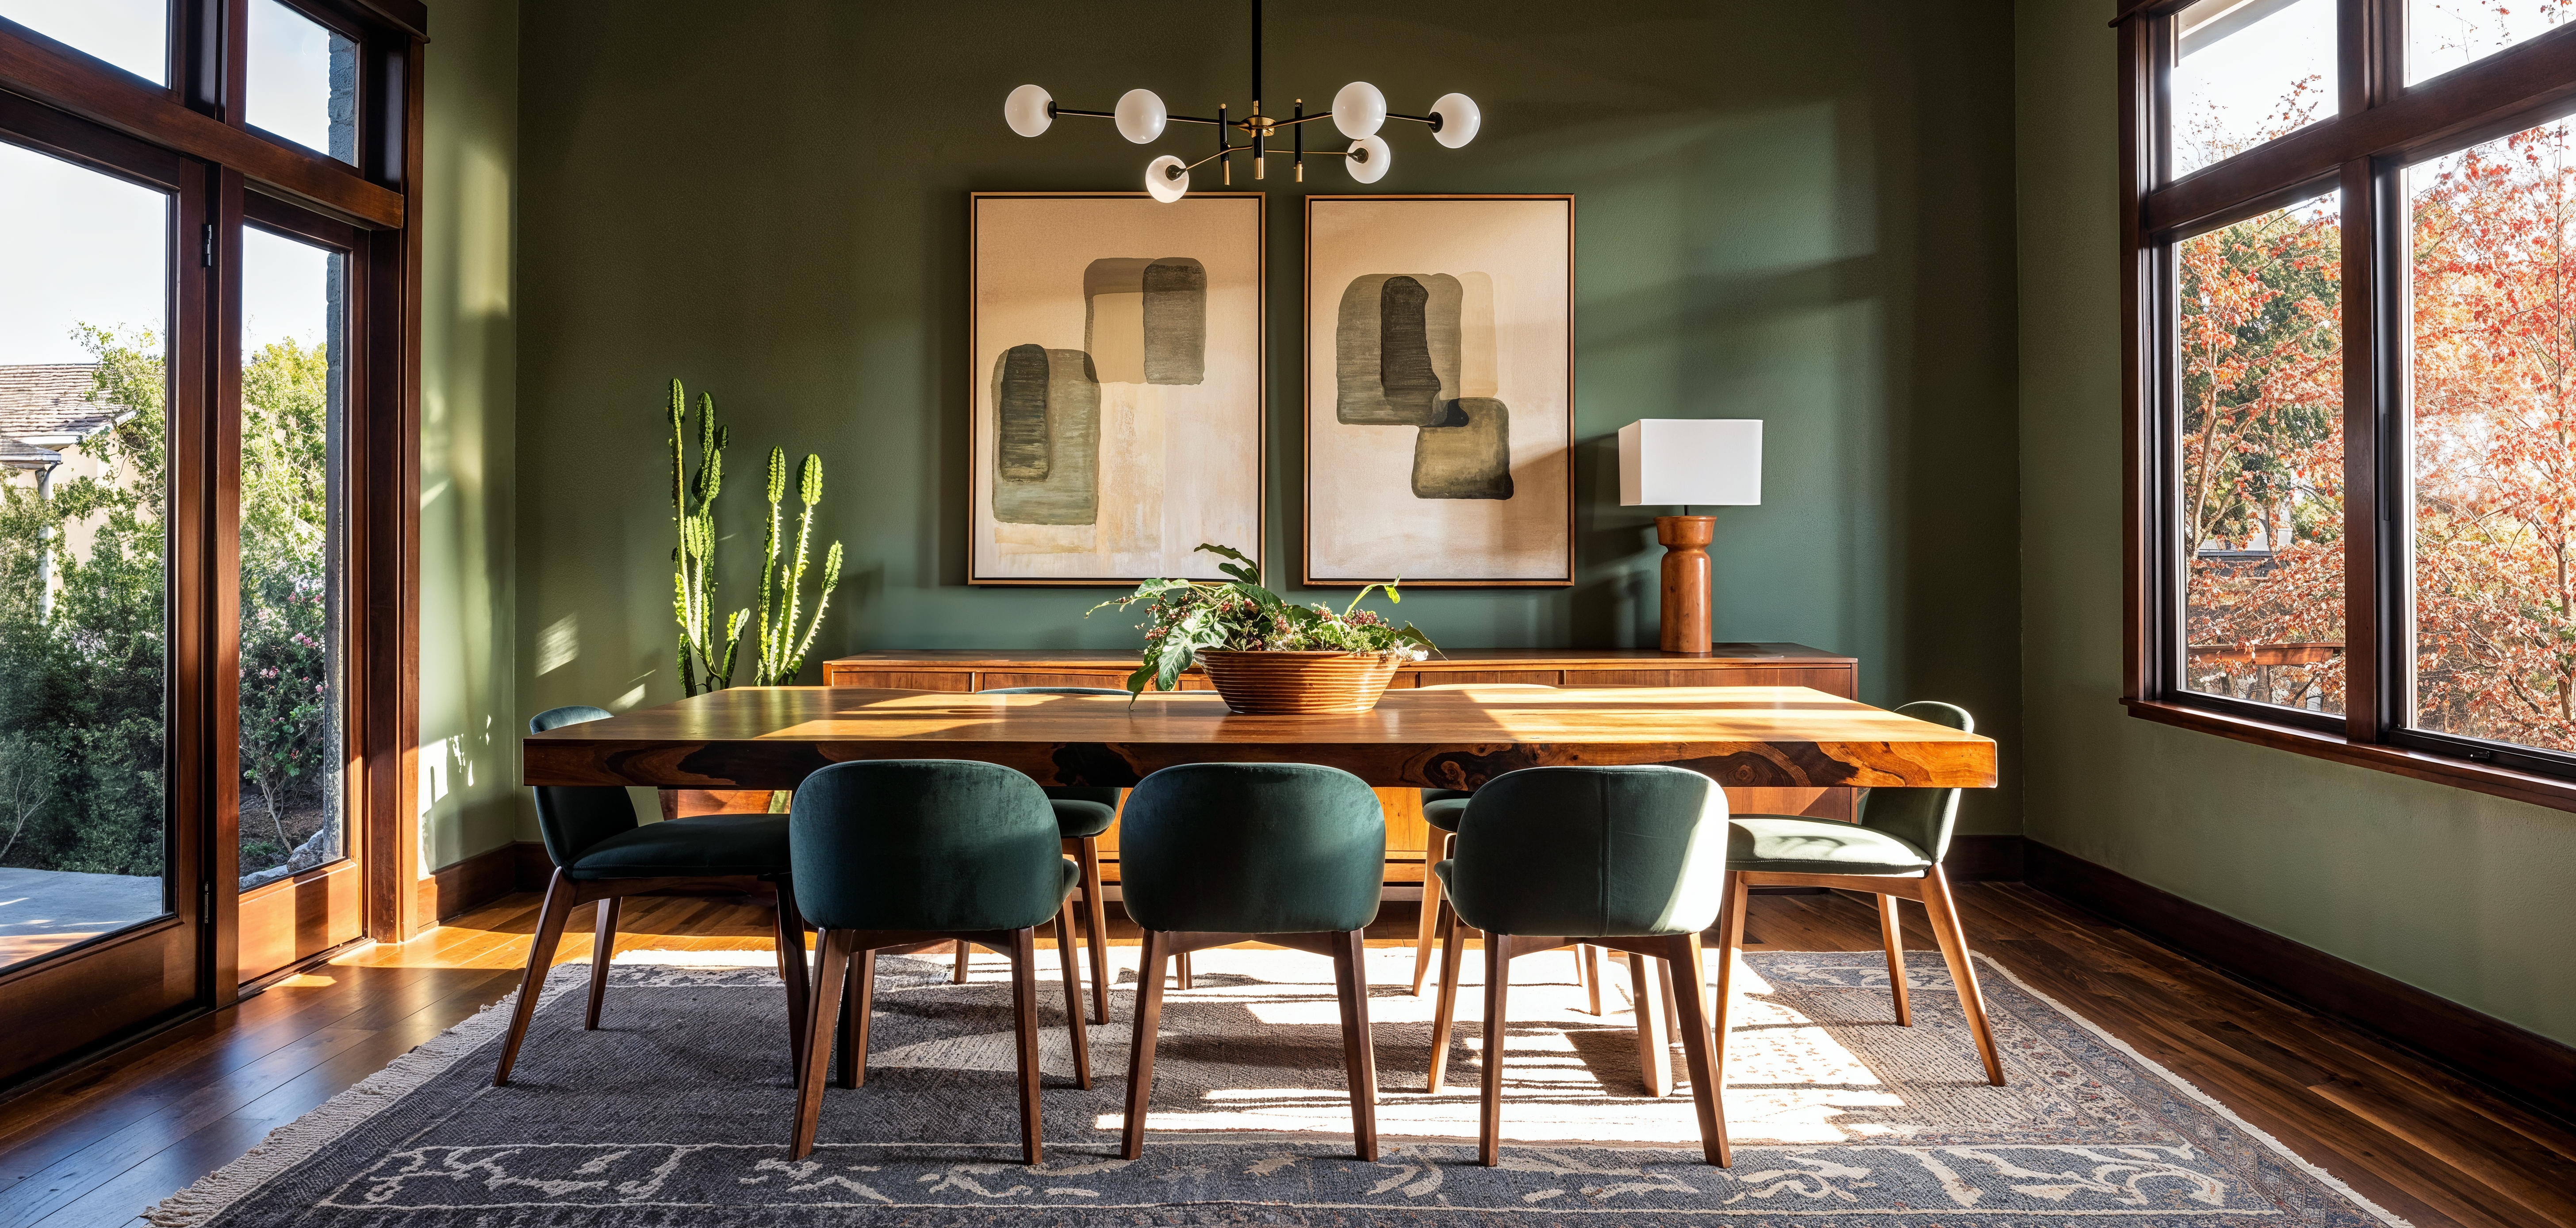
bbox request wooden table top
[522,685,1995,793]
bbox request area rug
[148,943,2407,1226]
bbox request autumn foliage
[2180,115,2576,755]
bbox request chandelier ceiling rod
[1001,0,1480,203]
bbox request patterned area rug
[150,943,2407,1226]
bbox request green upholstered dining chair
[1403,686,1602,1008]
[495,706,810,1088]
[1426,764,1732,1167]
[1117,763,1387,1162]
[785,759,1090,1164]
[1712,700,2005,1088]
[940,687,1123,1024]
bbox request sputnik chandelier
[1001,0,1480,203]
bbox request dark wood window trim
[0,0,424,1090]
[2119,0,2576,815]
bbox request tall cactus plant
[751,446,846,687]
[670,380,748,696]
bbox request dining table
[520,681,1997,1099]
[518,683,1998,794]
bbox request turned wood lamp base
[1656,515,1716,656]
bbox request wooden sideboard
[812,646,1859,894]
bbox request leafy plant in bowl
[1089,544,1437,714]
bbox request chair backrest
[788,759,1066,932]
[1119,763,1385,935]
[977,687,1126,807]
[1449,765,1729,938]
[526,706,640,868]
[1856,700,1974,864]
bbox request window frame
[0,0,425,1090]
[2120,0,2576,812]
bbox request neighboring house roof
[0,434,62,470]
[0,364,130,449]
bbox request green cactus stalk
[752,449,846,687]
[668,379,748,696]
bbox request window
[0,0,166,85]
[0,141,170,972]
[0,0,423,1087]
[2124,0,2576,804]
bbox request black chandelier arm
[1175,145,1243,173]
[1386,111,1445,131]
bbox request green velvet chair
[1714,700,2004,1087]
[951,687,1123,1023]
[1426,764,1732,1167]
[495,706,810,1088]
[785,758,1089,1163]
[1117,763,1386,1161]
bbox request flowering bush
[1089,544,1436,697]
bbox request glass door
[0,132,205,1083]
[232,206,361,982]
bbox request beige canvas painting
[970,193,1263,583]
[1303,196,1572,585]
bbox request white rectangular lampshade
[1618,418,1762,506]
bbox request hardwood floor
[2,884,2571,1227]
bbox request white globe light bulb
[1333,81,1387,138]
[1145,155,1190,203]
[1429,92,1480,148]
[1004,84,1054,137]
[1115,88,1168,144]
[1346,135,1392,184]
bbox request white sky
[0,0,338,365]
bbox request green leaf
[1194,541,1259,585]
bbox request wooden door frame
[0,0,425,1091]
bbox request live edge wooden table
[520,674,1997,897]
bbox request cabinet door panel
[1414,671,1564,687]
[977,672,1134,691]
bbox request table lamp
[1618,419,1763,655]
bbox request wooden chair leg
[1056,900,1092,1089]
[1659,957,1683,1044]
[1008,927,1044,1166]
[1581,943,1605,1016]
[1426,898,1468,1093]
[952,939,970,983]
[1174,950,1192,990]
[772,886,810,1081]
[791,929,851,1161]
[1629,950,1671,1098]
[1711,871,1749,1092]
[1878,893,1913,1027]
[1410,833,1451,994]
[493,869,579,1086]
[1078,836,1110,1025]
[1121,930,1172,1159]
[1477,936,1513,1167]
[585,896,620,1030]
[1330,929,1380,1160]
[837,947,874,1088]
[1663,934,1731,1167]
[1918,866,2005,1086]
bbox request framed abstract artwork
[1302,195,1574,587]
[968,192,1265,584]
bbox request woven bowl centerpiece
[1195,649,1406,715]
[1090,543,1434,717]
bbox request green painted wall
[506,0,2027,841]
[2014,1,2576,1045]
[417,0,519,870]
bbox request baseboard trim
[413,842,536,930]
[1946,834,2025,881]
[2026,839,2576,1131]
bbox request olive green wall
[2015,2,2576,1045]
[417,0,518,871]
[506,0,2027,842]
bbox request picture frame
[967,191,1266,585]
[1301,194,1576,587]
